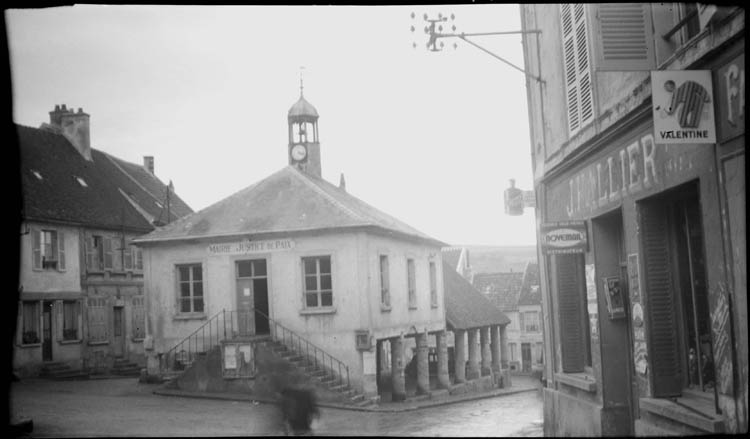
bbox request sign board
[523,190,536,208]
[541,221,588,254]
[208,239,295,256]
[651,70,716,143]
[504,186,524,216]
[715,53,745,142]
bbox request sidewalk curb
[152,385,540,412]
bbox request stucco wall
[19,221,81,293]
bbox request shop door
[42,301,53,361]
[521,343,532,372]
[113,307,125,357]
[236,259,269,337]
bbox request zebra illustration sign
[651,70,716,143]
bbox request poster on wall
[627,253,641,303]
[603,276,627,319]
[651,70,716,144]
[541,221,588,254]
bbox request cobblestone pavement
[10,377,543,437]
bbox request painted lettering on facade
[208,239,295,255]
[716,53,745,141]
[564,134,658,218]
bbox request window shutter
[32,229,42,270]
[55,301,63,342]
[104,237,113,270]
[593,3,655,71]
[556,254,586,373]
[561,4,594,134]
[85,235,94,271]
[57,231,66,271]
[520,312,526,333]
[640,201,681,396]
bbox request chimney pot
[339,173,346,191]
[61,104,67,111]
[78,108,83,113]
[55,104,60,111]
[144,156,155,174]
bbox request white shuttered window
[561,4,594,134]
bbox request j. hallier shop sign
[208,239,295,255]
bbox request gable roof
[444,261,509,330]
[472,272,524,311]
[17,124,192,232]
[134,165,445,246]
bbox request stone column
[454,329,466,383]
[436,330,450,389]
[416,330,429,395]
[390,335,406,401]
[480,326,492,376]
[467,328,480,380]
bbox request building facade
[15,105,192,377]
[520,4,745,436]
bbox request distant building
[15,104,192,378]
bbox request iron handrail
[160,309,225,373]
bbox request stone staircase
[40,361,89,380]
[267,340,378,407]
[111,358,142,377]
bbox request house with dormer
[15,104,192,378]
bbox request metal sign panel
[541,221,588,254]
[651,70,716,144]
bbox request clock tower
[288,81,321,178]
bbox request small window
[177,264,204,314]
[524,311,540,333]
[379,255,390,307]
[62,300,80,341]
[302,256,333,308]
[32,229,65,271]
[407,259,416,309]
[21,301,40,344]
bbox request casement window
[21,301,41,345]
[379,255,390,308]
[86,235,104,271]
[560,3,594,134]
[32,229,65,271]
[131,296,146,339]
[555,253,592,373]
[524,311,540,333]
[407,258,417,309]
[86,298,108,343]
[61,300,81,341]
[303,256,333,308]
[177,264,204,313]
[429,261,438,308]
[591,3,655,71]
[640,182,715,398]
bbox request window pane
[179,266,190,281]
[192,265,202,281]
[181,298,192,313]
[237,261,252,278]
[306,293,318,307]
[305,275,318,292]
[319,257,331,274]
[321,292,333,307]
[253,260,267,276]
[320,274,332,290]
[193,282,203,298]
[22,302,40,344]
[304,258,317,275]
[180,282,191,298]
[193,298,204,313]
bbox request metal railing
[159,308,350,390]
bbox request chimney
[339,173,346,191]
[143,156,154,174]
[49,104,91,161]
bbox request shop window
[21,301,40,344]
[407,258,416,309]
[429,261,438,308]
[62,300,81,341]
[302,256,332,308]
[87,298,108,343]
[379,255,390,308]
[32,229,65,271]
[640,181,715,398]
[555,253,592,372]
[177,264,204,314]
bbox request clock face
[291,144,307,161]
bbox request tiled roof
[518,262,541,306]
[472,272,524,311]
[134,166,445,246]
[17,124,192,232]
[444,261,510,330]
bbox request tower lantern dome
[287,84,321,178]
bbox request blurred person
[279,387,320,436]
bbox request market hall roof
[444,260,510,330]
[17,124,192,232]
[134,165,446,246]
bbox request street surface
[10,377,543,437]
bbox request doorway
[113,306,125,357]
[236,259,269,336]
[521,343,532,372]
[42,301,53,361]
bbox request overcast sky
[8,4,537,247]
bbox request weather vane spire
[299,66,305,97]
